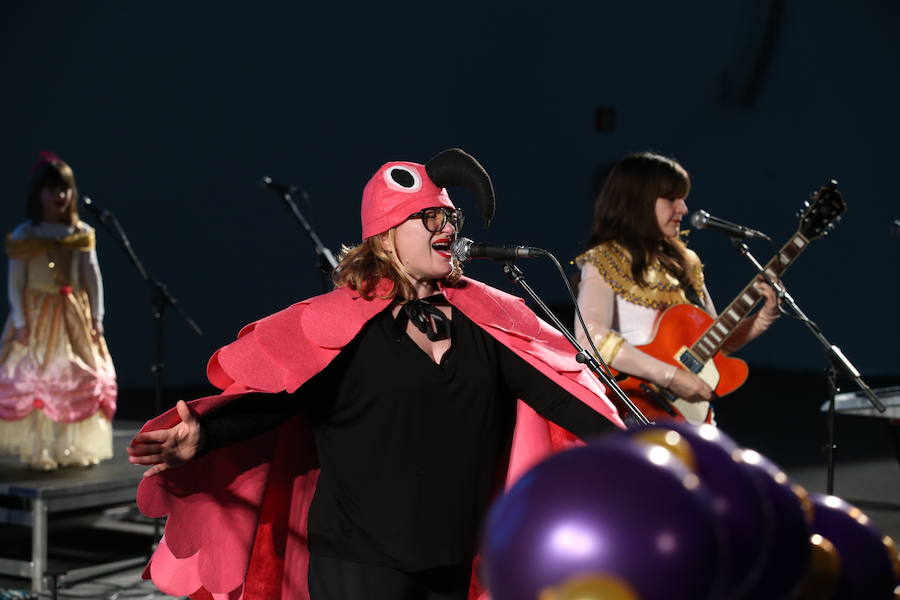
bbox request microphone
[81,196,110,221]
[260,176,302,195]
[690,210,771,241]
[451,236,546,262]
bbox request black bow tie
[395,295,451,341]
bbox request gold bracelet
[592,331,625,364]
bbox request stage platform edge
[0,421,155,594]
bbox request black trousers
[308,553,472,600]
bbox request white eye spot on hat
[384,165,423,193]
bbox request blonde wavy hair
[332,230,463,302]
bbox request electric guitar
[615,180,846,424]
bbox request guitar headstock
[798,179,846,240]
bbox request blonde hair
[332,230,463,302]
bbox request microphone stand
[84,199,203,542]
[500,261,651,426]
[263,184,338,291]
[730,237,883,494]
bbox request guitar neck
[689,232,810,362]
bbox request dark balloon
[735,449,811,599]
[810,493,897,600]
[624,422,774,599]
[481,439,725,600]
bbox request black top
[202,301,616,571]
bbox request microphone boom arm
[691,210,771,241]
[260,180,338,274]
[499,259,651,427]
[730,237,882,494]
[83,197,202,336]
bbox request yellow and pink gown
[0,220,117,469]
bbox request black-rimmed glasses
[407,207,464,233]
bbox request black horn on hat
[425,148,495,227]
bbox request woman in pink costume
[127,149,623,600]
[0,152,117,470]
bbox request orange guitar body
[605,181,846,423]
[613,303,749,423]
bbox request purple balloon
[623,423,774,599]
[810,493,896,600]
[735,450,811,599]
[481,439,726,600]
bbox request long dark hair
[26,152,80,226]
[586,152,692,288]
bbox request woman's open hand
[127,400,205,478]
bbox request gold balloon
[538,573,641,600]
[629,428,698,472]
[884,535,900,582]
[793,483,814,525]
[792,534,841,600]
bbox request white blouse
[575,261,716,388]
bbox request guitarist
[574,152,781,421]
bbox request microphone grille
[451,237,473,262]
[690,210,709,229]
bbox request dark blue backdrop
[2,1,898,389]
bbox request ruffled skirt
[0,288,117,469]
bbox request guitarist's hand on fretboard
[669,369,715,403]
[754,275,783,321]
[751,274,783,332]
[725,275,784,353]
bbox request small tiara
[32,150,62,173]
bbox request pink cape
[134,278,624,599]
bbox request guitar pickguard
[667,346,720,425]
